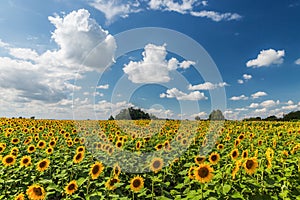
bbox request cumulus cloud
[188,82,228,90]
[48,9,116,70]
[295,58,300,65]
[246,49,285,68]
[251,91,267,99]
[243,74,252,80]
[123,43,194,83]
[96,84,109,89]
[237,79,244,84]
[249,103,259,108]
[260,100,279,108]
[89,0,142,23]
[190,10,242,22]
[160,88,207,101]
[144,107,174,118]
[230,95,248,101]
[0,9,117,119]
[191,111,207,119]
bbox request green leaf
[231,192,245,199]
[77,177,87,187]
[222,184,231,195]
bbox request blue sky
[0,0,300,120]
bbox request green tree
[115,107,152,120]
[208,109,225,121]
[108,115,114,120]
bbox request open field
[1,118,300,200]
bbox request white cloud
[144,107,174,118]
[235,108,248,111]
[251,91,267,99]
[243,74,252,80]
[188,82,228,90]
[190,10,242,22]
[89,0,142,23]
[246,49,285,68]
[254,108,267,114]
[160,88,207,101]
[89,0,241,23]
[237,79,244,84]
[96,84,109,89]
[0,39,9,48]
[249,103,259,108]
[9,48,39,61]
[260,100,278,108]
[191,111,207,119]
[282,104,297,110]
[295,58,300,65]
[48,9,116,70]
[0,9,118,119]
[123,43,194,83]
[286,100,294,105]
[230,94,248,101]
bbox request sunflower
[232,160,242,179]
[49,140,56,147]
[15,193,25,200]
[188,166,197,179]
[11,138,20,145]
[45,147,54,155]
[10,147,19,156]
[242,150,248,159]
[238,134,245,140]
[0,145,5,153]
[27,145,36,153]
[230,149,239,160]
[65,180,78,195]
[26,184,46,200]
[258,140,263,146]
[217,144,224,150]
[76,146,85,153]
[155,144,163,151]
[36,159,50,172]
[73,152,84,164]
[20,155,32,167]
[234,139,240,147]
[115,141,123,149]
[2,154,16,167]
[23,137,32,145]
[209,152,220,165]
[243,157,258,175]
[37,140,46,149]
[113,163,121,177]
[194,164,214,183]
[181,138,188,146]
[130,176,144,192]
[149,157,164,173]
[105,177,120,191]
[136,141,142,150]
[194,155,206,165]
[90,161,104,180]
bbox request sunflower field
[0,118,300,200]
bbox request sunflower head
[45,147,54,155]
[26,184,46,200]
[113,164,121,177]
[73,152,84,164]
[90,161,104,180]
[27,145,36,153]
[15,193,25,200]
[37,140,46,149]
[65,180,78,195]
[230,149,239,160]
[105,177,120,191]
[194,155,206,164]
[242,150,248,159]
[37,158,50,172]
[194,164,214,183]
[2,154,16,167]
[20,155,32,167]
[130,176,144,192]
[209,152,220,165]
[149,157,164,173]
[243,157,258,175]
